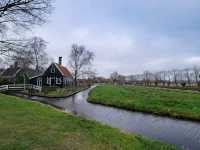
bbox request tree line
[125,67,200,87]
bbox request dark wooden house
[1,62,38,84]
[30,57,73,87]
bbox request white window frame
[56,77,62,84]
[47,77,51,85]
[37,78,42,86]
[64,78,68,85]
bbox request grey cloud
[32,0,200,77]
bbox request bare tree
[172,69,179,86]
[183,68,191,86]
[69,44,94,87]
[166,70,172,87]
[153,72,162,86]
[0,0,53,55]
[110,72,126,85]
[160,71,168,86]
[0,0,52,32]
[10,48,34,68]
[81,67,97,79]
[118,74,126,85]
[80,67,97,86]
[0,39,27,56]
[6,36,49,71]
[143,71,152,86]
[193,66,200,87]
[177,69,186,87]
[110,72,119,84]
[28,36,49,72]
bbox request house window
[47,77,51,85]
[56,78,62,84]
[64,78,72,86]
[51,67,55,73]
[64,78,68,85]
[37,78,42,86]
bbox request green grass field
[0,93,178,150]
[88,85,200,121]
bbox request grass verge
[22,86,88,98]
[0,93,178,150]
[88,84,200,121]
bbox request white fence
[0,85,9,91]
[32,85,42,92]
[0,84,42,92]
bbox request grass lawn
[88,84,200,121]
[0,93,178,150]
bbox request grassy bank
[23,86,88,97]
[0,93,178,150]
[88,85,200,121]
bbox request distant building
[1,62,38,84]
[30,57,73,87]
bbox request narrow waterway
[16,87,200,150]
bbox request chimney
[59,57,62,65]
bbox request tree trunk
[74,70,78,87]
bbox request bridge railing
[0,84,42,92]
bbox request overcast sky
[32,0,200,77]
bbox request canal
[15,87,200,150]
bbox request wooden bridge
[0,84,42,92]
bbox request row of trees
[126,67,200,87]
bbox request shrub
[0,78,12,85]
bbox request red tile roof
[55,63,72,77]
